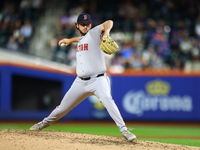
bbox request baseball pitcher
[30,13,136,141]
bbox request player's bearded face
[77,23,91,36]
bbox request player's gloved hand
[100,35,119,55]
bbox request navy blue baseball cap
[77,13,92,23]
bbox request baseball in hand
[60,43,66,47]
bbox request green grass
[0,122,200,147]
[130,126,200,137]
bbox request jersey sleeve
[89,24,102,45]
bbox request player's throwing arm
[59,37,80,47]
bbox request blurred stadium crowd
[0,0,43,53]
[1,0,200,72]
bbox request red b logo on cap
[84,15,87,20]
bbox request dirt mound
[0,129,199,150]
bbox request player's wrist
[103,31,110,36]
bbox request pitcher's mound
[0,129,199,150]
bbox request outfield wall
[1,61,200,122]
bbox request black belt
[79,73,104,80]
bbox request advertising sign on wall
[111,76,200,121]
[0,64,200,121]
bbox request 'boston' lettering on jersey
[76,43,88,52]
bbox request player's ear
[75,23,79,29]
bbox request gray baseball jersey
[76,25,106,77]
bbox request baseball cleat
[121,129,136,141]
[30,121,47,131]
